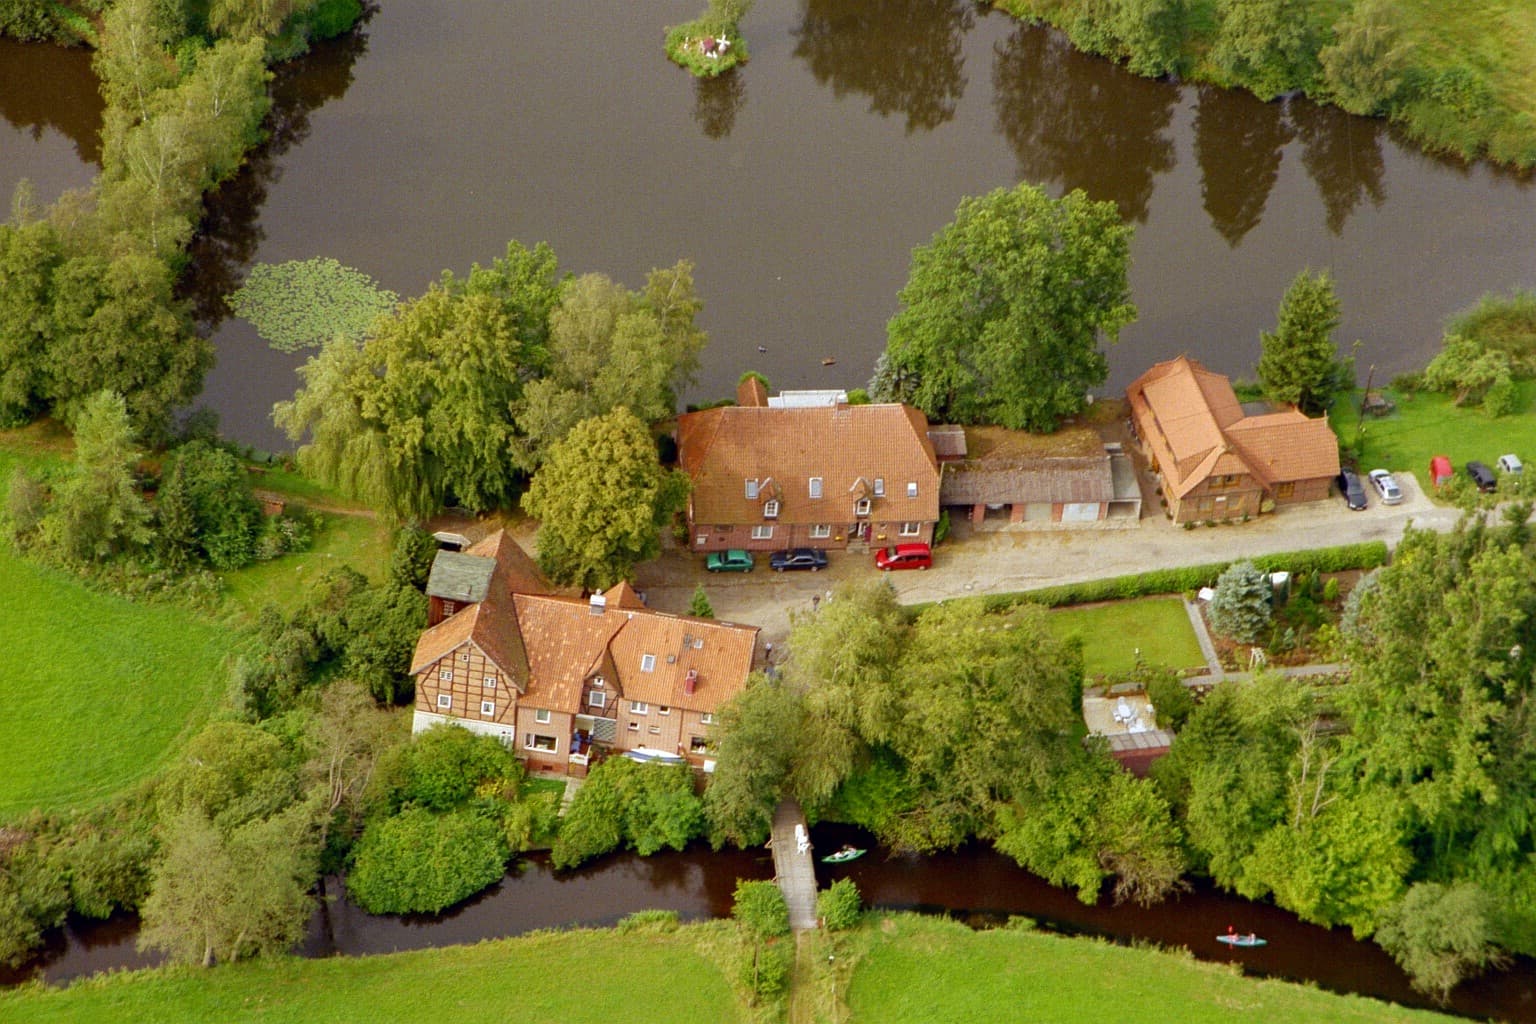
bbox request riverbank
[0,914,1461,1024]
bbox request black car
[769,548,828,572]
[1337,468,1367,510]
[1467,460,1497,493]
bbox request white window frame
[484,675,497,690]
[534,708,551,724]
[525,733,558,753]
[810,523,831,539]
[588,690,607,708]
[591,676,605,688]
[900,521,921,537]
[648,725,662,735]
[641,653,657,673]
[460,651,471,662]
[689,736,709,754]
[627,721,640,732]
[630,701,649,715]
[437,694,452,710]
[480,701,495,716]
[809,477,823,499]
[439,668,453,682]
[745,479,759,499]
[658,705,671,716]
[763,499,780,519]
[854,498,871,517]
[751,525,774,540]
[874,478,885,497]
[907,481,918,498]
[700,712,715,725]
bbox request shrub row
[961,541,1389,613]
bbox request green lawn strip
[1333,382,1536,495]
[1044,596,1205,677]
[0,550,229,818]
[0,926,747,1024]
[216,510,393,623]
[844,915,1453,1024]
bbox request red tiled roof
[1127,355,1337,499]
[677,403,940,527]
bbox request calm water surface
[3,2,1533,448]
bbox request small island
[665,0,751,78]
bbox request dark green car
[706,549,755,573]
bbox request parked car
[1499,453,1523,476]
[769,548,827,572]
[1429,455,1454,488]
[1337,467,1367,510]
[705,549,754,573]
[1467,460,1497,493]
[1367,469,1403,506]
[875,542,932,571]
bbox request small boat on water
[821,845,865,864]
[1217,932,1266,947]
[821,357,837,366]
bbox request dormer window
[588,690,607,708]
[855,498,871,517]
[907,481,918,498]
[763,499,780,519]
[873,478,885,497]
[641,653,657,672]
[809,477,823,499]
[745,479,759,499]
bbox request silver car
[1368,469,1402,505]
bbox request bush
[552,759,704,869]
[817,877,862,931]
[743,938,792,998]
[732,879,790,938]
[616,909,681,933]
[403,725,522,813]
[347,806,509,914]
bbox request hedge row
[951,540,1390,614]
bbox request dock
[770,800,819,931]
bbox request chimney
[589,593,606,616]
[684,669,697,696]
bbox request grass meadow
[838,916,1453,1024]
[0,915,1462,1024]
[1332,382,1536,494]
[0,923,749,1024]
[1046,595,1206,677]
[0,549,230,817]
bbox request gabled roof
[1127,355,1338,499]
[408,597,530,692]
[467,529,549,597]
[1226,410,1340,485]
[677,403,941,525]
[941,456,1114,505]
[511,596,758,715]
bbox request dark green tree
[345,806,508,915]
[879,182,1135,431]
[1255,268,1350,415]
[704,678,803,848]
[687,583,715,619]
[522,407,690,591]
[1207,560,1272,643]
[37,390,152,563]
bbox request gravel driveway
[633,473,1459,644]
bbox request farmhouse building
[1126,356,1340,524]
[676,379,941,552]
[409,533,759,776]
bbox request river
[2,1,1534,449]
[5,826,1534,1021]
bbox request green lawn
[0,925,747,1024]
[1332,382,1536,495]
[216,509,393,623]
[0,549,230,818]
[842,916,1453,1024]
[1045,596,1205,677]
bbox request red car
[875,543,932,571]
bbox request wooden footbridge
[770,800,819,931]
